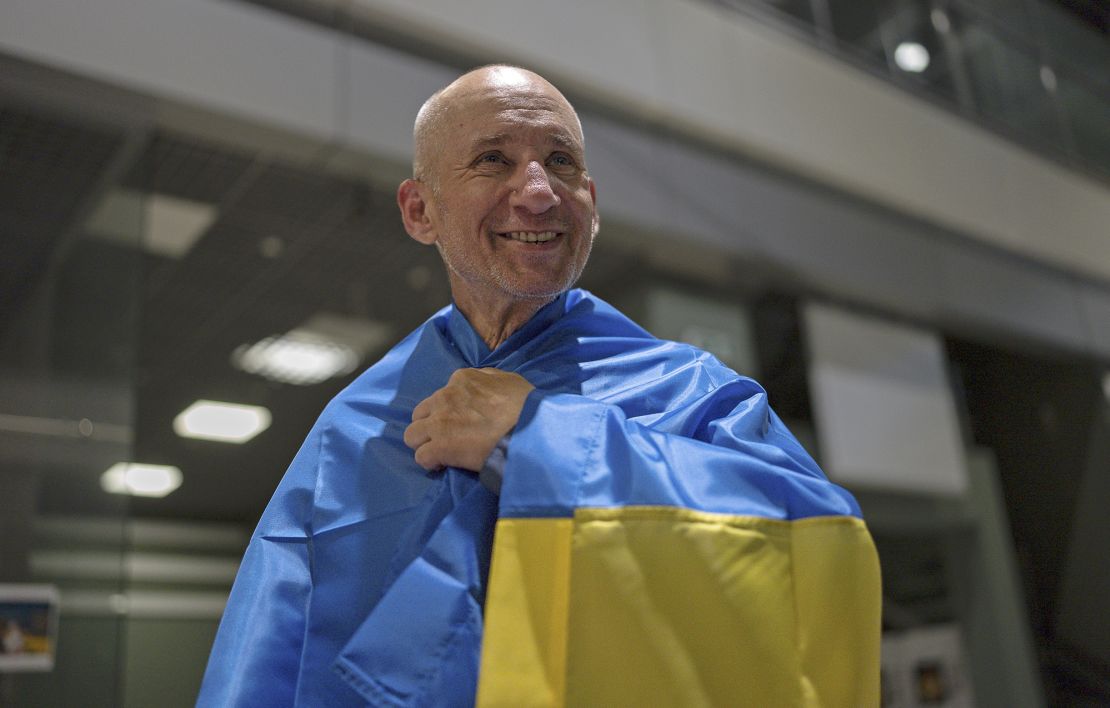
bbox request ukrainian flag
[477,390,881,707]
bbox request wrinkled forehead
[448,82,585,148]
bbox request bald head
[412,65,584,186]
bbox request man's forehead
[454,107,580,154]
[466,115,580,146]
[413,66,587,177]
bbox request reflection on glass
[955,0,1035,40]
[0,94,140,705]
[888,5,964,104]
[753,0,817,28]
[1032,0,1110,89]
[1058,72,1110,176]
[895,41,931,73]
[826,0,889,62]
[955,12,1067,152]
[825,0,965,105]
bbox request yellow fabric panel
[477,517,573,708]
[565,507,800,707]
[792,516,882,707]
[479,508,881,708]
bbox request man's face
[414,73,598,311]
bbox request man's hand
[403,368,534,472]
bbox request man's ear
[588,177,600,238]
[397,179,437,245]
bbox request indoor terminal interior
[1,0,1109,705]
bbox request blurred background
[1,0,1108,705]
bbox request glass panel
[716,0,819,36]
[755,0,818,27]
[953,0,1035,40]
[884,2,966,105]
[953,9,1068,152]
[826,0,893,63]
[1032,0,1110,89]
[0,97,141,705]
[1058,71,1110,177]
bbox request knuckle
[449,368,471,383]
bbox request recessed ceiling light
[101,463,182,498]
[233,314,391,385]
[85,189,217,259]
[894,42,930,73]
[173,400,271,443]
[234,335,358,386]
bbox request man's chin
[500,274,582,302]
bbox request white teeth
[505,231,557,243]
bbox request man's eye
[476,152,506,165]
[548,153,575,168]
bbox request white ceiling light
[85,189,217,259]
[173,400,271,443]
[233,313,391,385]
[894,42,931,73]
[101,463,182,498]
[234,335,358,386]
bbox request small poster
[0,584,59,672]
[881,623,974,707]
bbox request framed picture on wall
[0,584,59,672]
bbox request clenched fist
[403,368,534,472]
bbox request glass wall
[709,0,1110,181]
[1,98,141,706]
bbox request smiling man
[199,66,881,707]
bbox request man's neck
[450,288,557,352]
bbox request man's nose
[510,160,561,214]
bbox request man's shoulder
[317,306,453,417]
[552,289,748,396]
[559,288,653,340]
[561,290,731,363]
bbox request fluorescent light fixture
[101,463,182,498]
[1102,371,1110,402]
[234,335,358,386]
[85,189,217,259]
[173,400,271,443]
[894,42,930,73]
[233,313,391,385]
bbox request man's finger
[413,442,444,471]
[411,396,434,422]
[403,420,431,451]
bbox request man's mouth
[499,231,560,244]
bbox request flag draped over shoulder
[198,289,880,708]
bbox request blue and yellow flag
[200,290,880,707]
